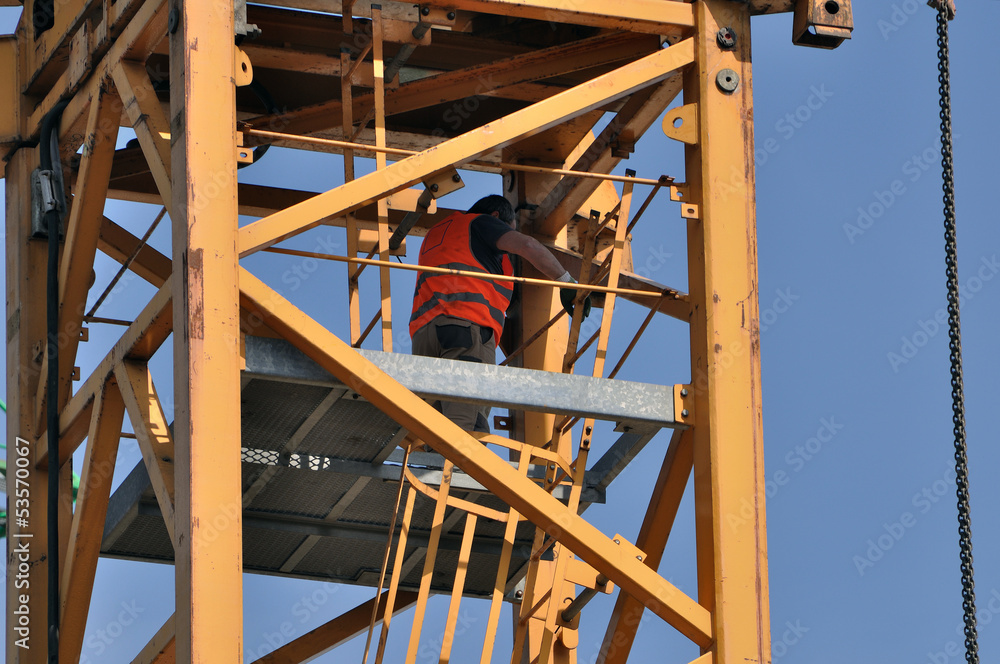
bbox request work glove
[557,272,592,320]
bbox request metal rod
[346,41,373,81]
[608,300,660,380]
[83,315,134,327]
[354,307,382,348]
[561,575,609,622]
[595,200,622,236]
[499,309,567,367]
[626,175,670,236]
[87,207,167,317]
[565,326,602,369]
[262,247,663,298]
[361,447,409,664]
[241,128,668,185]
[351,244,380,284]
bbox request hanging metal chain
[935,5,978,663]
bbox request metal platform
[101,336,680,596]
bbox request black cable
[934,7,978,664]
[39,98,69,664]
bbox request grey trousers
[411,315,496,432]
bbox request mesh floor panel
[101,352,647,597]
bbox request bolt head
[681,409,689,417]
[680,388,688,397]
[716,27,737,49]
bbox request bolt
[585,425,593,434]
[614,538,621,545]
[716,27,737,49]
[515,589,524,599]
[680,388,688,397]
[716,69,740,94]
[447,11,456,20]
[636,555,643,561]
[681,409,689,417]
[430,183,439,192]
[421,5,430,15]
[452,173,461,182]
[549,464,556,470]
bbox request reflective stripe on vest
[410,212,514,340]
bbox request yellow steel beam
[59,378,126,663]
[251,591,419,664]
[371,6,394,351]
[27,0,169,147]
[6,148,55,664]
[116,360,177,546]
[169,0,243,660]
[239,38,694,256]
[21,0,94,95]
[33,282,173,468]
[250,31,660,137]
[238,269,713,646]
[429,0,695,33]
[32,84,121,431]
[685,2,770,663]
[114,61,173,214]
[128,614,176,664]
[598,428,695,664]
[534,77,683,235]
[98,216,173,287]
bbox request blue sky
[3,2,1000,663]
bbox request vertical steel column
[6,150,56,664]
[685,2,771,663]
[169,1,243,661]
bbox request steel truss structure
[2,0,851,662]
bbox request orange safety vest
[410,212,514,341]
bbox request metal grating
[297,396,403,461]
[245,466,359,519]
[240,379,332,452]
[101,338,664,596]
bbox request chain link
[936,7,979,664]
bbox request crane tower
[2,0,852,662]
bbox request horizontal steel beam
[244,335,678,429]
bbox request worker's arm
[495,231,569,281]
[496,229,592,319]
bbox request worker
[409,195,591,432]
